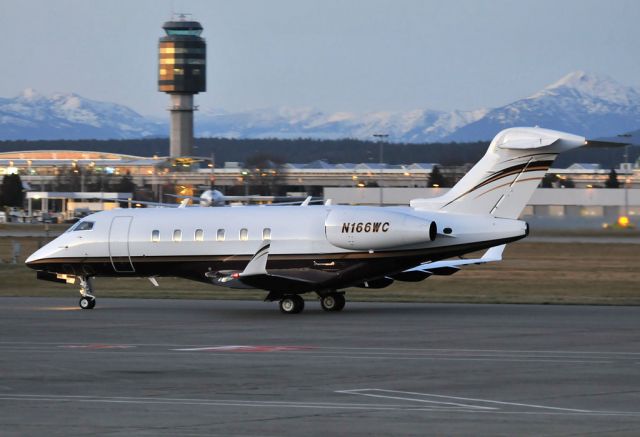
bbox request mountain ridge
[1,71,639,142]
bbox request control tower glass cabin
[158,19,206,157]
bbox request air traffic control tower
[158,16,206,157]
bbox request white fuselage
[27,205,527,268]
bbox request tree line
[1,137,636,168]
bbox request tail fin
[410,127,586,219]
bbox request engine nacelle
[325,208,436,250]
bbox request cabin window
[74,221,94,231]
[172,229,182,242]
[262,228,271,240]
[194,229,204,241]
[151,230,160,242]
[216,228,225,241]
[240,228,248,241]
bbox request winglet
[178,198,191,208]
[301,196,312,206]
[240,241,270,276]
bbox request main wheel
[279,295,304,314]
[79,296,95,310]
[321,293,345,312]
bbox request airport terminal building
[1,149,639,224]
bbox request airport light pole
[624,144,630,218]
[617,133,633,223]
[373,134,388,206]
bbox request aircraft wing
[401,244,505,276]
[207,241,338,292]
[264,196,324,206]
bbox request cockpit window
[74,221,94,231]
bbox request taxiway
[1,297,639,435]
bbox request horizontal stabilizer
[498,137,559,150]
[584,139,631,148]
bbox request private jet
[26,127,616,313]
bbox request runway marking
[308,354,613,364]
[2,393,640,417]
[2,342,639,354]
[172,345,315,352]
[338,389,597,413]
[323,347,640,357]
[3,342,639,357]
[0,342,628,364]
[0,394,440,412]
[336,389,497,410]
[58,344,136,350]
[169,346,615,363]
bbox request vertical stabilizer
[410,127,586,219]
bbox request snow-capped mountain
[0,89,163,140]
[196,106,487,142]
[445,71,640,142]
[1,72,639,142]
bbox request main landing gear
[276,291,346,314]
[279,295,305,314]
[78,276,96,310]
[319,292,345,312]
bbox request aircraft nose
[25,252,40,269]
[25,245,50,270]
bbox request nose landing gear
[78,277,96,309]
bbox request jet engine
[325,208,436,250]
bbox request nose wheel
[79,296,96,309]
[78,276,96,310]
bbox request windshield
[67,221,95,232]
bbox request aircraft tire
[320,293,345,312]
[280,295,304,314]
[79,296,95,310]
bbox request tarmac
[1,297,640,436]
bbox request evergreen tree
[605,168,620,188]
[428,165,447,187]
[116,172,136,194]
[243,153,285,196]
[1,174,25,207]
[560,177,575,188]
[540,173,557,188]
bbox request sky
[1,0,639,117]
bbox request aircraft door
[108,216,135,273]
